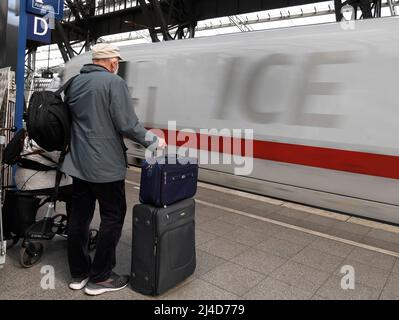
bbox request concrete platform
[1,167,399,300]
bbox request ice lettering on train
[215,57,243,120]
[288,51,355,127]
[215,51,356,128]
[243,53,291,124]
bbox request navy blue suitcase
[130,198,196,296]
[139,155,198,207]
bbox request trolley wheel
[19,242,44,268]
[88,229,98,252]
[51,214,68,235]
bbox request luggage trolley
[3,188,99,268]
[1,129,98,268]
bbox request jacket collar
[80,64,110,74]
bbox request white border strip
[197,181,285,206]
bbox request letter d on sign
[27,13,51,43]
[34,16,49,36]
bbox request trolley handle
[0,126,17,133]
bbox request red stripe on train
[147,128,399,180]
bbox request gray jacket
[62,64,158,183]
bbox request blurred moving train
[65,16,399,224]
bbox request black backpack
[26,75,78,153]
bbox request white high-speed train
[65,17,399,224]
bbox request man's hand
[157,137,167,149]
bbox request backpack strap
[50,150,68,203]
[55,74,80,95]
[17,159,57,172]
[20,150,57,164]
[37,153,58,164]
[47,76,77,203]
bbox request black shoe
[84,273,129,296]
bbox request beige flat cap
[92,43,123,60]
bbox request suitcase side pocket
[156,220,196,295]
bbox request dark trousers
[67,177,127,283]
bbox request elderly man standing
[62,43,166,296]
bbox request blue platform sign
[27,13,51,43]
[26,0,64,20]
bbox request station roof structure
[31,0,398,69]
[57,1,322,43]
